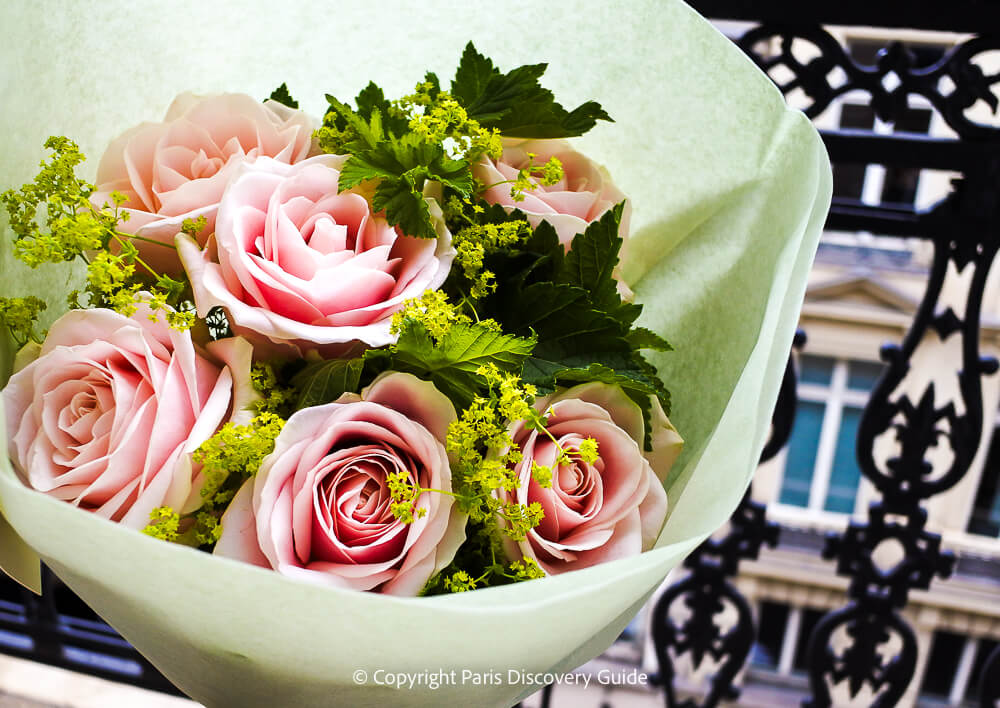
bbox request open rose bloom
[3,306,254,528]
[0,3,831,707]
[474,137,631,249]
[90,93,315,274]
[500,384,682,575]
[178,155,454,354]
[215,373,465,595]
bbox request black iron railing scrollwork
[805,156,1000,708]
[735,27,1000,140]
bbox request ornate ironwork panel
[736,28,1000,140]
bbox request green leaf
[423,71,442,99]
[324,94,384,151]
[340,137,472,199]
[267,83,298,109]
[425,157,474,197]
[517,218,564,280]
[354,82,391,121]
[372,178,436,239]
[558,202,625,309]
[551,202,643,328]
[520,358,670,449]
[497,282,630,357]
[451,42,499,108]
[395,320,535,375]
[392,320,535,407]
[338,149,403,191]
[627,327,673,352]
[339,135,473,239]
[291,358,364,409]
[563,101,614,136]
[450,42,612,138]
[464,64,548,125]
[490,89,611,139]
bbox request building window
[750,601,825,676]
[778,355,882,514]
[918,630,1000,706]
[966,424,1000,537]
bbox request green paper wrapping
[0,1,831,706]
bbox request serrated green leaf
[520,358,670,449]
[449,42,611,138]
[323,95,385,152]
[354,82,390,120]
[518,218,564,279]
[497,282,629,357]
[372,178,436,239]
[563,101,614,135]
[291,358,364,409]
[394,320,535,375]
[425,158,474,197]
[559,202,625,309]
[423,71,441,99]
[627,327,673,352]
[464,63,548,124]
[340,137,472,198]
[267,83,298,109]
[490,88,611,139]
[451,42,499,108]
[338,149,404,191]
[390,320,536,408]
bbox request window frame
[774,356,877,517]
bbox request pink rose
[91,93,315,273]
[2,306,255,529]
[473,138,631,248]
[214,372,465,595]
[499,382,682,575]
[177,155,454,354]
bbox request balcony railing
[1,3,999,707]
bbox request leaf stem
[111,233,162,280]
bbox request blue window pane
[799,355,834,386]
[781,401,824,507]
[847,360,883,391]
[825,406,862,513]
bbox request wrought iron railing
[1,4,999,708]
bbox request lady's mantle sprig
[0,137,194,335]
[387,360,599,544]
[0,296,46,348]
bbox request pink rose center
[49,368,119,465]
[553,457,602,517]
[190,148,225,180]
[308,442,422,562]
[528,435,606,540]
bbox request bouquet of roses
[0,5,830,706]
[2,42,683,596]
